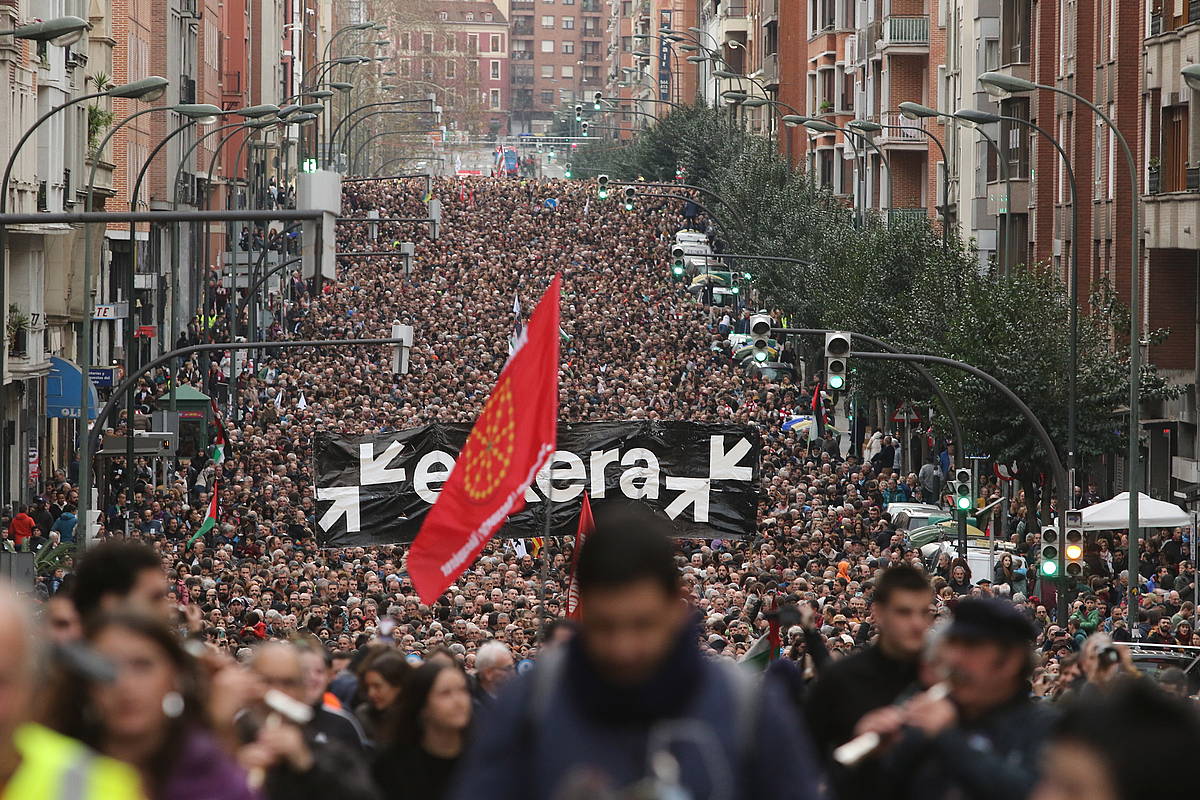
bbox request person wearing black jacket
[872,598,1055,800]
[805,565,933,800]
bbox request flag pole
[539,494,553,644]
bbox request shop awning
[46,357,98,419]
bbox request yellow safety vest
[3,724,145,800]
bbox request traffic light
[750,314,772,363]
[1039,524,1060,578]
[670,246,686,278]
[623,186,636,210]
[564,162,573,179]
[574,103,583,122]
[953,468,972,512]
[1064,510,1084,579]
[581,121,590,136]
[824,331,850,390]
[597,174,609,199]
[592,91,603,111]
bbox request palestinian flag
[188,488,218,546]
[209,399,227,465]
[739,633,776,671]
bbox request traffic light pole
[772,328,966,471]
[849,349,1071,622]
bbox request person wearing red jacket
[7,507,34,548]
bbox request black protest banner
[314,421,760,547]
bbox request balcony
[581,0,602,11]
[1145,186,1200,249]
[512,50,534,60]
[888,207,928,225]
[512,22,533,35]
[721,1,748,17]
[760,52,778,87]
[511,73,534,85]
[580,52,603,62]
[582,27,603,38]
[882,16,929,50]
[878,112,926,147]
[762,0,779,22]
[512,0,534,7]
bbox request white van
[674,231,710,245]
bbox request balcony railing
[582,27,603,37]
[512,50,534,60]
[722,2,748,17]
[512,22,533,35]
[760,52,778,85]
[888,207,928,225]
[512,0,534,7]
[884,16,929,45]
[580,52,603,62]
[879,112,925,143]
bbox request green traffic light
[754,350,769,362]
[672,265,684,276]
[827,374,845,390]
[598,189,609,199]
[1040,560,1058,577]
[624,202,634,211]
[956,495,972,510]
[732,286,740,294]
[564,169,572,178]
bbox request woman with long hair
[355,650,410,744]
[372,660,472,800]
[44,611,256,799]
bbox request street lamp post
[978,69,1142,622]
[0,67,165,505]
[955,109,1014,272]
[871,112,952,248]
[804,118,893,223]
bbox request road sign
[891,401,921,424]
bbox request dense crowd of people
[5,174,1200,799]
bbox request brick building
[395,0,511,137]
[508,0,602,134]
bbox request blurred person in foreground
[372,661,473,799]
[354,650,410,745]
[45,611,255,799]
[71,541,166,621]
[471,640,514,714]
[241,642,378,800]
[451,504,818,800]
[1030,679,1200,800]
[866,598,1053,800]
[0,586,144,798]
[805,565,933,800]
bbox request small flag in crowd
[409,275,562,604]
[209,399,227,465]
[188,488,218,547]
[297,392,308,410]
[531,537,544,558]
[566,491,594,620]
[274,389,283,410]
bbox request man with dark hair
[451,504,818,800]
[805,564,932,800]
[873,598,1053,800]
[70,541,165,620]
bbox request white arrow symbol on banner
[317,486,361,532]
[359,441,407,486]
[664,476,710,522]
[710,436,753,481]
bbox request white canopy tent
[1079,491,1192,531]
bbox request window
[491,60,501,79]
[541,15,555,27]
[541,90,554,104]
[491,89,502,108]
[398,59,410,76]
[423,33,433,52]
[984,38,999,71]
[468,34,478,52]
[1001,0,1031,64]
[562,16,575,28]
[445,35,456,51]
[484,12,493,21]
[621,36,632,52]
[541,39,555,52]
[562,64,574,77]
[446,60,456,78]
[563,0,574,4]
[491,34,502,51]
[622,0,632,15]
[468,60,479,79]
[562,40,574,53]
[465,12,474,20]
[400,32,410,50]
[438,11,447,19]
[541,64,554,77]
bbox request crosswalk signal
[574,103,583,122]
[623,186,636,210]
[1064,510,1084,579]
[592,91,603,111]
[750,313,772,363]
[824,331,850,390]
[1040,524,1060,578]
[597,174,609,199]
[953,467,973,512]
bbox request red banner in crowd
[410,275,562,603]
[566,491,595,620]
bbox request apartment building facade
[395,1,511,137]
[509,0,604,134]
